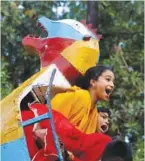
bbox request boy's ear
[90,79,97,87]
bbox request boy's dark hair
[97,106,111,118]
[105,157,125,161]
[101,140,132,161]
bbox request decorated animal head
[22,16,101,83]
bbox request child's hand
[67,151,74,161]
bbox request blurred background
[1,1,144,160]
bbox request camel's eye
[83,35,91,41]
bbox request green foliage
[97,1,144,60]
[1,57,13,99]
[85,1,144,160]
[102,51,143,134]
[133,138,144,161]
[66,1,86,20]
[1,1,55,88]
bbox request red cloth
[21,103,111,161]
[21,110,38,159]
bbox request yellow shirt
[51,86,98,134]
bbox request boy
[97,107,111,134]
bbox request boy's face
[98,112,110,133]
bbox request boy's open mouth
[101,124,108,133]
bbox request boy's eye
[106,78,110,81]
[101,115,106,119]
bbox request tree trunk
[86,1,100,28]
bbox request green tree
[102,50,144,161]
[85,1,144,160]
[1,1,55,88]
[1,57,13,99]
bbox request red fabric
[32,149,58,161]
[21,103,112,161]
[21,110,38,159]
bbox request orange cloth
[51,86,98,134]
